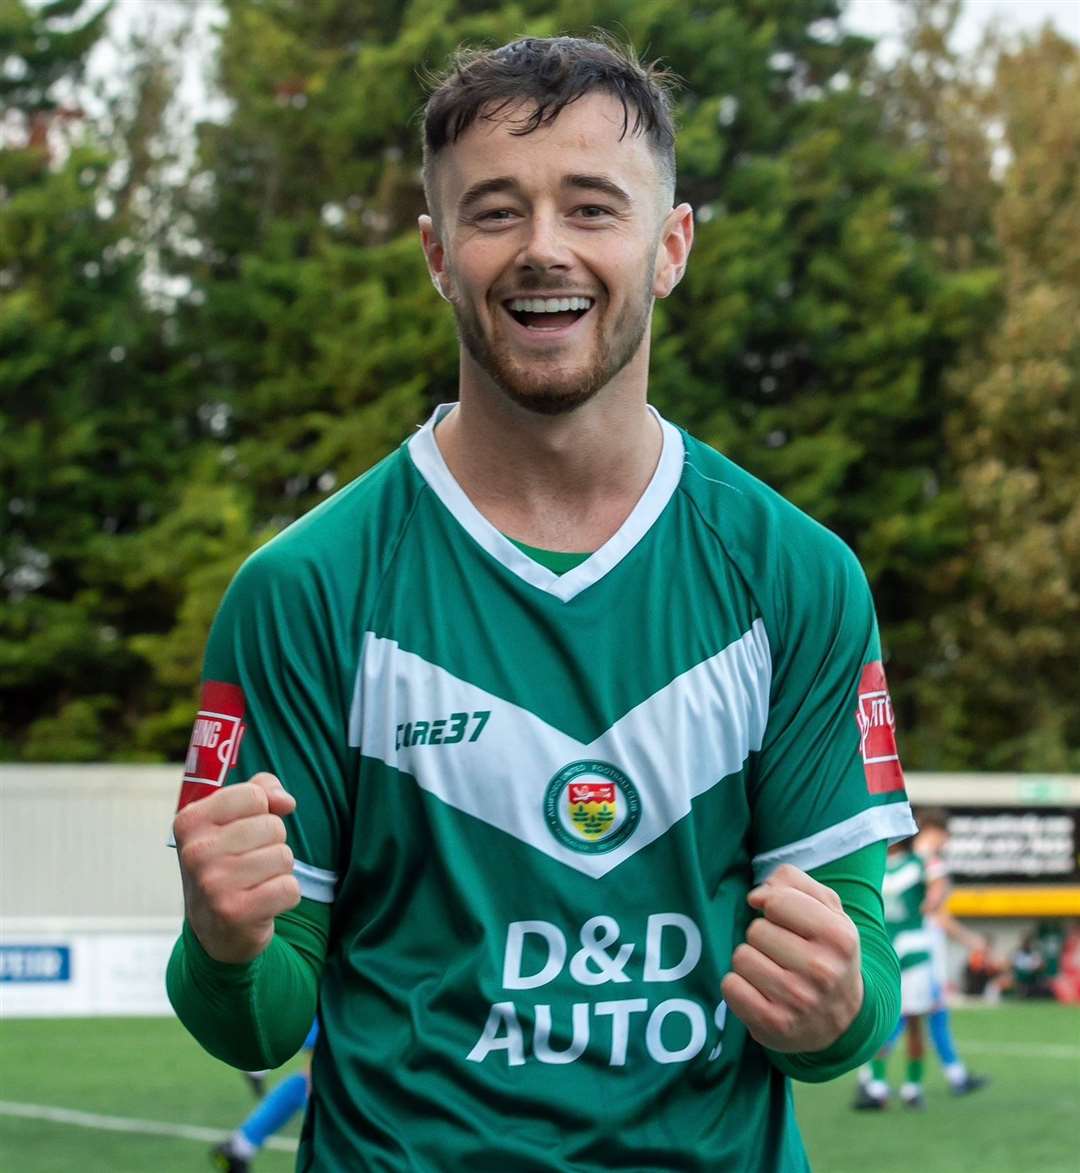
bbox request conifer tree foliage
[7,0,1073,766]
[0,1,197,759]
[912,30,1080,770]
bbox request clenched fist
[172,772,302,964]
[721,864,862,1053]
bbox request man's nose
[517,211,571,272]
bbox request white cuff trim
[294,859,337,903]
[752,803,917,883]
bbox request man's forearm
[167,898,328,1070]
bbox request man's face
[918,825,949,857]
[421,93,688,414]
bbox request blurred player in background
[855,813,990,1108]
[212,1021,319,1171]
[912,808,989,1093]
[854,835,943,1109]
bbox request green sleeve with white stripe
[201,537,356,898]
[165,897,329,1070]
[750,532,899,869]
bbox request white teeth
[507,296,594,313]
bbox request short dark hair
[917,807,950,832]
[421,35,678,212]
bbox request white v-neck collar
[407,403,685,603]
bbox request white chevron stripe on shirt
[349,621,772,878]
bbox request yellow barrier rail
[947,888,1080,917]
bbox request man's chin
[496,378,602,416]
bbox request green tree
[7,0,994,762]
[913,29,1080,769]
[0,1,201,759]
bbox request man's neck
[434,375,663,553]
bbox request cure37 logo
[543,760,641,853]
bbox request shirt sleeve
[176,540,356,903]
[766,840,901,1083]
[748,533,916,882]
[166,897,329,1070]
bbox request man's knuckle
[769,1006,794,1036]
[732,943,754,971]
[787,979,817,1013]
[258,814,286,844]
[199,864,225,896]
[237,782,267,815]
[217,891,246,924]
[808,954,840,987]
[837,923,859,957]
[180,836,212,872]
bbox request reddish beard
[451,280,653,416]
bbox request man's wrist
[182,918,265,981]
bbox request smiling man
[167,36,916,1172]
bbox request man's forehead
[439,92,657,192]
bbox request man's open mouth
[504,296,595,330]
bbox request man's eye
[575,205,612,219]
[477,209,516,222]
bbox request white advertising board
[0,930,179,1018]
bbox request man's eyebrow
[456,174,634,215]
[458,177,518,214]
[563,174,632,204]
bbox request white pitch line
[959,1042,1080,1061]
[0,1101,298,1152]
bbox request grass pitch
[1,1003,1076,1171]
[795,1001,1079,1173]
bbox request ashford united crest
[543,760,641,853]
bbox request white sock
[229,1132,258,1159]
[900,1081,922,1101]
[868,1079,890,1100]
[945,1062,967,1086]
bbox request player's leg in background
[900,1015,926,1108]
[852,1018,902,1109]
[243,1069,268,1099]
[211,1022,319,1171]
[212,1070,310,1171]
[927,930,990,1096]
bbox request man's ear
[652,203,694,299]
[419,214,451,302]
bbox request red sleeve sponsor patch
[176,681,247,810]
[855,661,906,795]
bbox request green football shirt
[882,850,932,970]
[178,405,916,1171]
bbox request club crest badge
[543,760,641,853]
